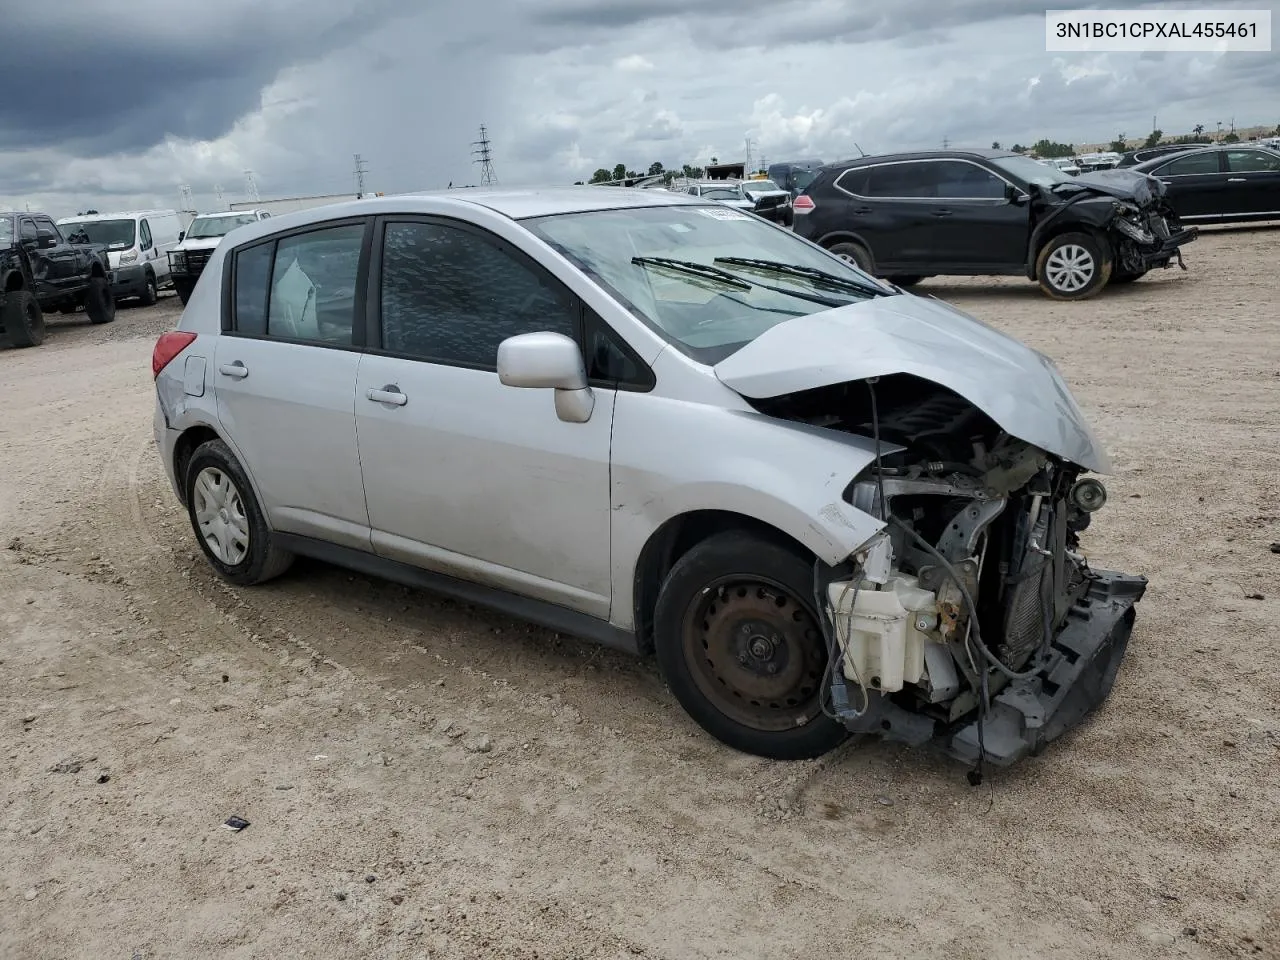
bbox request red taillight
[152,331,197,378]
[791,194,815,213]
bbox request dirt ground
[1,229,1278,960]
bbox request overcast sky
[2,0,1277,217]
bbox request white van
[56,209,183,305]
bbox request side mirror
[178,231,185,241]
[497,331,595,423]
[36,229,57,249]
[1006,184,1028,205]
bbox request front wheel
[85,277,117,324]
[1035,232,1111,300]
[653,531,847,760]
[184,439,295,586]
[173,278,194,305]
[139,271,158,306]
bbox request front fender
[608,392,887,630]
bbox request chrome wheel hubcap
[1045,244,1095,292]
[193,467,249,565]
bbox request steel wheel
[1044,243,1095,293]
[192,466,250,566]
[680,575,827,732]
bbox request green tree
[589,168,613,183]
[611,163,627,181]
[991,141,1002,150]
[1109,133,1128,152]
[1143,129,1163,148]
[1193,123,1205,137]
[647,161,665,176]
[1031,139,1074,158]
[1221,132,1240,142]
[1010,144,1027,154]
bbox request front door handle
[932,208,952,217]
[1226,177,1247,182]
[218,361,248,379]
[367,385,407,406]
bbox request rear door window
[860,162,936,198]
[1225,150,1280,173]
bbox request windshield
[0,216,10,239]
[990,155,1077,187]
[791,169,818,191]
[699,186,741,200]
[742,180,781,192]
[186,214,259,239]
[62,218,135,248]
[522,204,892,363]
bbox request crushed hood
[713,293,1113,474]
[1064,168,1165,206]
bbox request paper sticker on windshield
[696,207,752,221]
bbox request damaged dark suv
[792,149,1198,300]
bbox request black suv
[1,212,116,347]
[792,149,1198,300]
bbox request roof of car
[57,209,179,222]
[826,149,1019,170]
[194,210,266,218]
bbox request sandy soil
[2,231,1278,960]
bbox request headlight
[119,250,138,264]
[171,252,186,268]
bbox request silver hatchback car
[152,187,1146,771]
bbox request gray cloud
[1,0,1277,217]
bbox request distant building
[704,162,746,180]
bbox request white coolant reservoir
[827,575,939,693]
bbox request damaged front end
[1034,170,1199,277]
[754,375,1147,772]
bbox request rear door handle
[851,206,872,215]
[218,361,248,379]
[1227,177,1247,182]
[367,385,407,406]
[932,208,952,217]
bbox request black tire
[174,278,194,305]
[1035,232,1112,300]
[85,276,116,324]
[887,275,926,287]
[184,439,295,586]
[1109,269,1147,285]
[139,271,158,306]
[827,241,874,274]
[2,290,45,348]
[653,531,848,760]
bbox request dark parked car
[1115,143,1213,167]
[1128,144,1280,225]
[792,149,1197,300]
[1,212,115,347]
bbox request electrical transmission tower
[178,184,194,212]
[472,125,498,186]
[214,183,224,205]
[354,154,369,197]
[744,136,754,174]
[244,170,260,203]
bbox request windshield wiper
[633,255,847,308]
[713,256,888,298]
[631,256,751,289]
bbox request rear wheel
[1035,232,1111,300]
[184,439,295,586]
[85,277,116,324]
[653,531,847,760]
[827,241,874,274]
[2,290,45,347]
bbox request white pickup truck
[168,210,271,304]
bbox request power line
[354,153,369,198]
[471,125,497,186]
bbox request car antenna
[852,142,867,158]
